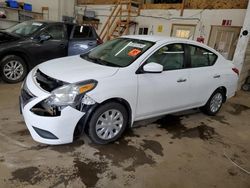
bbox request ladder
[99,0,141,41]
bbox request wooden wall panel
[142,3,182,9]
[77,0,248,9]
[77,0,117,5]
[186,0,248,9]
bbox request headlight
[45,80,97,106]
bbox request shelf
[0,6,44,22]
[0,6,43,15]
[0,18,19,22]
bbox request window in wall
[187,45,218,68]
[176,29,190,39]
[146,43,184,70]
[138,27,149,35]
[171,24,196,39]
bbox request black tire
[242,84,250,91]
[201,89,225,116]
[88,102,128,144]
[0,55,28,83]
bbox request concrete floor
[0,83,249,188]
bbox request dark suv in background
[0,20,102,83]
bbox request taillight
[232,67,239,76]
[97,38,103,45]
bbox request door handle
[213,75,221,78]
[59,43,66,48]
[177,78,187,83]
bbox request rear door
[68,25,98,56]
[184,44,221,106]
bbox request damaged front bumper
[19,70,89,145]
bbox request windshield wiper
[81,54,104,65]
[0,30,21,38]
[81,54,122,67]
[97,59,122,67]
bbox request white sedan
[20,35,239,145]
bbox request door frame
[207,25,242,45]
[207,25,241,60]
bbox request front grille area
[21,87,35,107]
[35,69,65,92]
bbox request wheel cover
[3,60,24,81]
[95,109,124,140]
[210,93,223,113]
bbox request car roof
[121,35,176,42]
[25,20,78,26]
[121,35,198,43]
[121,35,220,56]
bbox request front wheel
[242,84,250,91]
[88,102,128,144]
[201,89,224,116]
[0,55,27,83]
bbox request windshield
[6,21,44,37]
[81,38,154,67]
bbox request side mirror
[143,62,163,73]
[39,34,51,42]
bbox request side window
[138,27,149,35]
[146,44,184,71]
[45,25,65,40]
[188,45,217,68]
[73,26,94,39]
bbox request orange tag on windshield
[128,49,141,57]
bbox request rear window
[73,26,94,39]
[187,45,218,67]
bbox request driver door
[28,24,68,63]
[136,43,191,120]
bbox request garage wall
[77,0,249,9]
[0,0,75,21]
[76,5,246,45]
[239,41,250,88]
[60,0,75,18]
[22,0,60,20]
[16,0,75,20]
[136,9,246,44]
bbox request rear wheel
[201,89,224,116]
[0,55,27,83]
[88,102,128,144]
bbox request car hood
[37,55,119,83]
[0,31,20,44]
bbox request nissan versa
[20,35,239,145]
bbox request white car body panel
[187,59,223,107]
[88,68,138,122]
[22,71,85,144]
[38,55,119,83]
[21,35,239,145]
[136,69,190,119]
[22,99,84,145]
